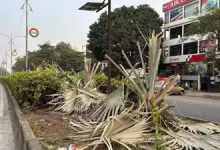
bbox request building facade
[162,0,219,75]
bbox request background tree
[13,42,84,72]
[0,67,10,76]
[87,4,163,68]
[12,57,26,72]
[186,8,220,76]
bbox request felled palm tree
[68,28,220,150]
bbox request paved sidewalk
[0,83,15,150]
[185,91,220,100]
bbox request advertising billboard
[170,7,183,22]
[201,0,218,12]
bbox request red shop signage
[163,0,195,12]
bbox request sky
[0,0,169,72]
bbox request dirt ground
[23,110,74,150]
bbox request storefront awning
[189,54,205,62]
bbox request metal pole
[5,49,8,74]
[107,0,112,94]
[11,34,13,74]
[25,0,29,71]
[3,65,4,76]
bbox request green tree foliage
[186,8,220,50]
[13,57,26,72]
[13,42,85,72]
[0,67,10,76]
[186,8,220,74]
[87,4,163,67]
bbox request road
[0,83,15,150]
[167,95,220,124]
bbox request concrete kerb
[2,83,43,150]
[177,114,220,125]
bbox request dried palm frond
[56,94,96,114]
[180,123,220,135]
[90,86,125,122]
[48,58,106,115]
[55,88,105,114]
[76,114,154,150]
[163,129,220,150]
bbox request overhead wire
[13,11,25,36]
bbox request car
[155,81,185,95]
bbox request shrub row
[0,70,64,109]
[0,71,123,110]
[94,75,123,93]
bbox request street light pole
[79,0,112,94]
[10,34,13,74]
[107,0,112,94]
[0,33,25,73]
[5,49,8,72]
[25,0,29,71]
[21,0,33,71]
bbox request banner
[184,2,199,18]
[200,40,216,53]
[201,0,218,12]
[170,8,183,22]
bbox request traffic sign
[29,28,39,38]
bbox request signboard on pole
[29,28,39,38]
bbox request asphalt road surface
[0,83,15,150]
[167,95,220,124]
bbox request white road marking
[0,84,3,116]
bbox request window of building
[170,26,182,39]
[170,45,182,56]
[165,12,169,24]
[184,1,199,18]
[170,7,183,22]
[183,24,192,36]
[183,42,198,55]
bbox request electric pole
[21,0,33,71]
[0,33,24,73]
[10,34,13,73]
[107,0,112,94]
[5,49,8,72]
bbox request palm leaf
[55,89,103,114]
[90,86,125,122]
[163,129,220,150]
[180,123,220,135]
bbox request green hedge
[0,71,123,109]
[0,70,63,109]
[94,75,123,93]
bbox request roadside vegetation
[1,27,220,150]
[1,5,220,150]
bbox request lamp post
[0,33,25,73]
[79,0,112,94]
[82,45,88,58]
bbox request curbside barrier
[2,82,43,150]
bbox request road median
[2,82,43,150]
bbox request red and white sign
[163,0,195,12]
[164,54,205,64]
